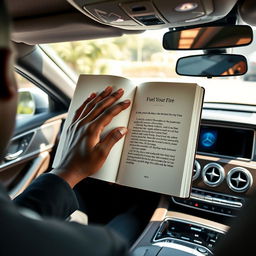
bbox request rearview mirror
[176,54,247,77]
[163,25,253,50]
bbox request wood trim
[193,154,256,196]
[150,196,169,222]
[166,211,229,232]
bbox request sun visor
[11,12,142,45]
[239,0,256,26]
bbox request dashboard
[172,103,256,218]
[132,103,256,256]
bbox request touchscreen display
[198,126,254,159]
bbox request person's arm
[14,173,79,219]
[0,181,129,256]
[14,87,131,218]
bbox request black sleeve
[0,184,129,256]
[13,173,79,219]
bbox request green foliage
[17,92,35,115]
[50,40,123,74]
[48,34,167,76]
[17,105,34,114]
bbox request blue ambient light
[200,131,217,148]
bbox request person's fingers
[95,127,128,158]
[78,86,113,120]
[96,99,131,128]
[84,88,124,123]
[83,99,131,147]
[71,93,96,123]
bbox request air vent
[202,163,225,187]
[192,160,201,181]
[226,167,253,192]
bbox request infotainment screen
[198,126,254,159]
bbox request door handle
[4,133,33,162]
[5,149,24,161]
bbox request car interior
[2,0,256,255]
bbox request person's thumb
[98,127,128,156]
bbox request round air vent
[226,167,253,192]
[193,160,201,181]
[202,163,225,187]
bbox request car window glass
[45,27,256,106]
[47,30,188,79]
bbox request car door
[0,45,75,198]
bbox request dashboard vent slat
[227,167,253,192]
[202,163,225,187]
[193,160,201,181]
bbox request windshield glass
[45,28,256,106]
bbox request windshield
[45,28,256,106]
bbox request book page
[117,81,200,196]
[53,74,136,182]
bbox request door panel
[9,152,50,199]
[0,117,64,198]
[0,71,69,198]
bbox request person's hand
[52,86,131,188]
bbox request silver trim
[191,193,242,208]
[202,163,225,187]
[5,149,25,161]
[202,109,256,129]
[172,197,235,217]
[153,242,207,256]
[172,188,244,217]
[226,167,253,192]
[193,160,201,181]
[203,103,256,112]
[0,145,53,170]
[153,217,226,255]
[197,151,252,162]
[0,120,61,170]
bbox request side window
[15,73,49,119]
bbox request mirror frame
[163,25,253,50]
[176,54,248,78]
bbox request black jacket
[0,173,128,255]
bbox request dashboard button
[181,236,190,241]
[194,239,203,244]
[197,247,208,254]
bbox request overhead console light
[67,0,239,30]
[175,3,199,12]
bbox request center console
[131,198,228,256]
[152,218,225,255]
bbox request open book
[53,74,204,197]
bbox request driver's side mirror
[17,90,35,116]
[17,88,49,118]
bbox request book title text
[146,97,175,103]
